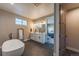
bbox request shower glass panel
[46,16,54,48]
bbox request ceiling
[62,4,79,11]
[0,3,54,19]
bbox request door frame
[53,3,59,56]
[17,28,24,40]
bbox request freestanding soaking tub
[2,39,25,56]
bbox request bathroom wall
[0,9,30,47]
[59,8,66,55]
[66,8,79,51]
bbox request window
[16,18,27,26]
[22,20,27,25]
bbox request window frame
[16,18,27,26]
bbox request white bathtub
[2,39,25,56]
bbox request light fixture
[60,9,64,15]
[10,3,14,5]
[33,3,40,7]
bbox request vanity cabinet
[30,33,46,44]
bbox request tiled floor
[0,40,53,56]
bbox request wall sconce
[60,9,64,15]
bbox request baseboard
[66,46,79,53]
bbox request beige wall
[59,8,66,55]
[0,9,30,47]
[66,8,79,50]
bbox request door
[17,28,24,40]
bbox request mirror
[34,23,46,33]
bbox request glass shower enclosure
[46,16,54,48]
